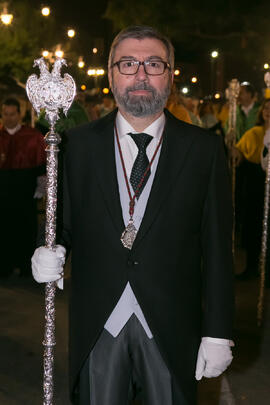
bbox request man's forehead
[114,37,167,60]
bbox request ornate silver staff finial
[26,57,76,131]
[26,57,76,405]
[258,73,270,326]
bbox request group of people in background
[0,81,269,283]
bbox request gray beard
[112,80,171,117]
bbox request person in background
[198,100,224,136]
[183,96,202,127]
[232,99,269,279]
[167,84,192,124]
[0,97,46,278]
[84,94,101,121]
[99,94,115,117]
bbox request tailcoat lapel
[132,112,195,249]
[92,110,125,235]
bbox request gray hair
[108,25,175,71]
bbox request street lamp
[182,87,189,94]
[0,5,13,25]
[41,6,50,16]
[55,48,64,58]
[42,50,49,58]
[211,50,219,58]
[78,57,85,68]
[67,29,75,38]
[87,69,96,76]
[210,50,219,94]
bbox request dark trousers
[77,315,189,405]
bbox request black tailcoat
[63,109,234,404]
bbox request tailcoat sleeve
[201,135,234,339]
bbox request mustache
[125,82,156,93]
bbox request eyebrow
[118,56,165,61]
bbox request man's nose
[135,63,148,80]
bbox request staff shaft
[43,137,60,405]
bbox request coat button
[127,260,139,267]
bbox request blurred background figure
[232,99,270,279]
[99,94,115,117]
[226,83,260,143]
[198,99,224,136]
[0,97,46,278]
[183,96,202,127]
[84,94,101,121]
[166,84,192,124]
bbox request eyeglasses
[111,59,171,76]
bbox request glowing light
[182,87,189,94]
[191,76,198,83]
[103,88,109,94]
[174,69,180,76]
[87,69,96,76]
[81,85,86,91]
[214,93,221,99]
[1,7,13,25]
[67,29,75,38]
[41,7,50,16]
[211,50,219,58]
[264,63,269,70]
[78,59,85,68]
[55,49,64,58]
[42,50,49,58]
[96,69,105,75]
[87,68,105,76]
[92,48,98,54]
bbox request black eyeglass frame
[111,59,171,76]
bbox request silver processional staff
[26,57,76,405]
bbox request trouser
[77,315,190,405]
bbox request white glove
[33,175,46,199]
[195,337,234,380]
[31,245,66,289]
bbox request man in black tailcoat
[32,26,234,405]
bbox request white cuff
[202,337,235,347]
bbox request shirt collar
[116,111,165,141]
[4,124,21,135]
[241,102,254,116]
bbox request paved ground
[0,266,269,404]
